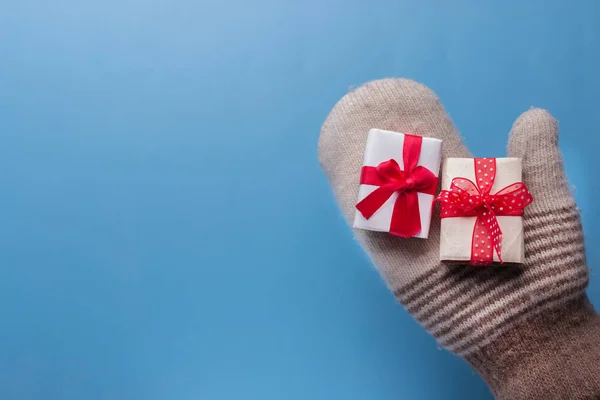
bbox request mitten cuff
[467,296,600,399]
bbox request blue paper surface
[0,0,598,399]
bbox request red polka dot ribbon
[356,134,438,238]
[436,158,533,265]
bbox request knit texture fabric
[318,78,600,399]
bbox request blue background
[0,0,599,399]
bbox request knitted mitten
[318,78,600,399]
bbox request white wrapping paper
[440,158,525,264]
[353,129,442,239]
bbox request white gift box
[353,129,442,239]
[440,158,525,264]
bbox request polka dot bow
[436,158,533,265]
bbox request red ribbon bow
[356,134,438,238]
[436,158,533,265]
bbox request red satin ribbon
[356,134,438,238]
[436,158,533,265]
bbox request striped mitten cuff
[318,78,600,399]
[468,296,600,399]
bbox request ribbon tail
[470,210,503,266]
[356,186,396,219]
[486,211,503,264]
[389,192,421,238]
[470,214,494,266]
[494,224,503,264]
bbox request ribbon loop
[356,134,438,238]
[376,159,405,184]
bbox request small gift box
[438,158,533,265]
[353,129,442,239]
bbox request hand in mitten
[318,78,600,400]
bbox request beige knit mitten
[318,78,600,400]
